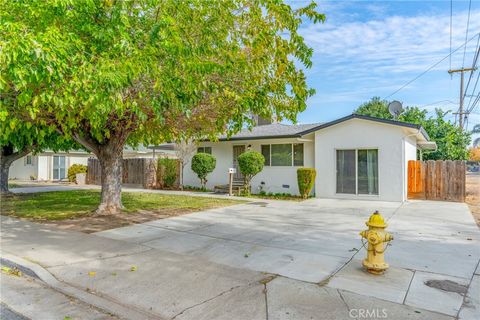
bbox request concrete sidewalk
[2,198,479,319]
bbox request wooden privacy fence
[87,158,157,188]
[408,160,465,202]
[86,158,180,189]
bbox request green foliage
[191,153,216,188]
[355,97,393,119]
[1,0,324,208]
[238,151,265,194]
[157,158,178,188]
[297,168,316,199]
[354,99,471,160]
[67,164,87,183]
[1,0,325,146]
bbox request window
[25,155,33,166]
[53,156,66,180]
[261,143,304,166]
[293,144,304,166]
[197,147,212,154]
[336,149,378,195]
[271,144,292,166]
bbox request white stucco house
[183,114,436,202]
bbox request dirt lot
[466,173,480,226]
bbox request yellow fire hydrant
[359,210,393,275]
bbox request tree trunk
[0,161,10,194]
[180,162,185,190]
[96,150,124,214]
[1,145,32,194]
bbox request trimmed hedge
[67,164,87,183]
[191,153,216,189]
[237,151,264,195]
[297,168,316,199]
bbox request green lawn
[2,190,244,220]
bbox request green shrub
[68,164,87,183]
[297,168,316,199]
[157,158,178,188]
[237,151,264,195]
[191,153,216,188]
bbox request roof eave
[298,114,430,141]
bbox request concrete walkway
[1,196,480,319]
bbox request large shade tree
[1,0,325,213]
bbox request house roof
[218,122,322,141]
[217,114,430,142]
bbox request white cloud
[301,9,480,77]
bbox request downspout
[402,128,421,202]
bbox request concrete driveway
[96,198,480,318]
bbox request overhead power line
[450,0,453,71]
[462,0,472,68]
[383,32,480,100]
[464,34,480,98]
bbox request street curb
[0,252,164,320]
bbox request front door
[232,145,245,181]
[53,156,66,180]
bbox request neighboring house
[9,150,91,181]
[9,145,173,181]
[182,114,436,202]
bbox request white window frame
[262,143,304,167]
[335,148,379,196]
[197,146,212,154]
[25,155,33,166]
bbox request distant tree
[472,124,480,148]
[469,147,480,162]
[355,97,392,119]
[1,0,325,213]
[355,100,471,160]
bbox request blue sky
[292,0,480,133]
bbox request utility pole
[448,67,476,130]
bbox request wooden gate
[408,160,465,202]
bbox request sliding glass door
[336,150,356,194]
[53,156,66,180]
[336,149,378,195]
[357,150,378,195]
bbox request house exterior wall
[9,156,38,180]
[183,137,315,195]
[314,119,414,202]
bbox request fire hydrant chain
[359,210,394,275]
